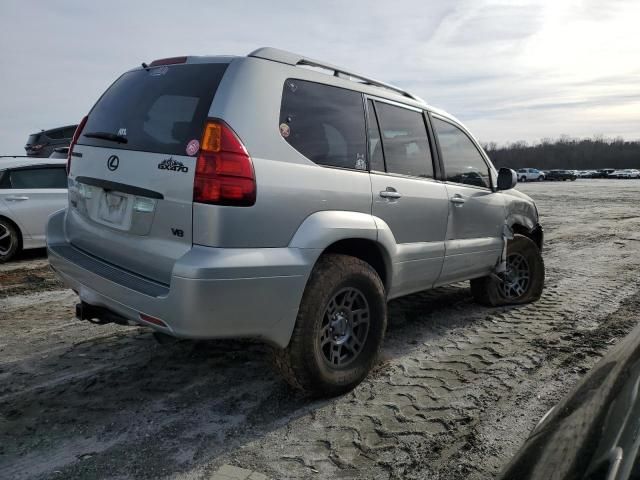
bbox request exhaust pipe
[75,302,130,325]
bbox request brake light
[149,56,187,67]
[67,115,88,175]
[194,119,256,206]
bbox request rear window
[79,63,229,156]
[27,134,41,144]
[279,79,367,170]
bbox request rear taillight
[67,115,88,175]
[194,119,256,207]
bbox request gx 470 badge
[158,158,189,173]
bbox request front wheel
[519,176,526,182]
[471,234,544,307]
[273,254,387,397]
[538,176,544,181]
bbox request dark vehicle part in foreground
[546,170,577,181]
[500,321,640,480]
[25,125,77,157]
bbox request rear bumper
[47,210,318,347]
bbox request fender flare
[288,210,397,289]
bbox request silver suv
[47,48,544,396]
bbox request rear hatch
[67,60,229,285]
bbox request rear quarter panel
[193,57,373,248]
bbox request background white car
[615,169,640,179]
[516,168,545,182]
[0,158,67,262]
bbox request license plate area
[97,190,132,230]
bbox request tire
[273,254,387,397]
[538,176,544,182]
[0,218,20,263]
[519,176,526,182]
[471,234,544,307]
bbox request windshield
[79,62,229,156]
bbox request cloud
[0,0,638,154]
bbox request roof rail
[248,47,423,103]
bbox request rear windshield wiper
[83,131,128,144]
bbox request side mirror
[497,168,517,191]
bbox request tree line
[481,136,640,170]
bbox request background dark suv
[24,125,77,157]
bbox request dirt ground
[1,179,640,480]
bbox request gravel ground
[1,179,640,480]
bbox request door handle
[450,195,466,206]
[5,196,29,201]
[379,188,402,199]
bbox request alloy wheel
[0,224,13,256]
[318,287,370,367]
[502,253,530,299]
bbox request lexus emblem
[107,155,119,171]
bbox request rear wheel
[519,176,526,182]
[0,219,20,263]
[273,254,387,397]
[471,234,544,306]
[538,176,544,181]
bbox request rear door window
[374,102,433,178]
[9,167,67,189]
[279,79,367,170]
[79,63,229,156]
[433,117,491,189]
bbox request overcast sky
[1,0,638,154]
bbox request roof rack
[248,47,424,102]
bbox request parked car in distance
[614,169,640,179]
[500,320,640,480]
[0,158,67,262]
[597,168,616,178]
[545,170,577,181]
[47,48,545,396]
[517,168,545,182]
[578,170,600,178]
[24,125,78,157]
